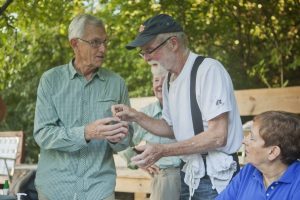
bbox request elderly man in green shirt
[33,14,132,200]
[119,62,181,200]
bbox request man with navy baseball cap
[113,14,243,200]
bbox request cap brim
[126,34,156,50]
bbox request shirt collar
[152,101,163,117]
[68,60,77,79]
[68,59,105,81]
[171,52,198,84]
[252,161,299,184]
[278,161,299,183]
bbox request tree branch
[0,0,13,16]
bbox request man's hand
[84,117,129,143]
[141,164,160,176]
[131,144,164,168]
[111,104,139,122]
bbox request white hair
[157,32,189,50]
[149,61,168,76]
[68,14,104,41]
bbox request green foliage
[0,0,299,162]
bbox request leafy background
[0,0,299,162]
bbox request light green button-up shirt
[119,101,181,169]
[34,61,132,200]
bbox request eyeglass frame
[77,38,108,48]
[139,36,175,57]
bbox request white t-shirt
[162,52,243,154]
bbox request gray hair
[157,32,189,50]
[68,14,105,41]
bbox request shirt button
[271,186,274,190]
[266,193,270,196]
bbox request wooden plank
[134,193,148,200]
[115,167,151,193]
[235,86,300,116]
[114,154,151,198]
[130,86,300,116]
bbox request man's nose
[143,53,152,62]
[242,135,249,145]
[97,43,106,52]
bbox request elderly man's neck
[172,49,190,77]
[74,60,99,80]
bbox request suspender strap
[167,56,206,135]
[167,72,171,92]
[190,56,205,135]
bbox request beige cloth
[150,167,181,200]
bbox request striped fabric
[34,60,132,200]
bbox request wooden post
[134,192,148,200]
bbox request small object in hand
[110,120,120,125]
[133,147,143,154]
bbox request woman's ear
[268,145,281,161]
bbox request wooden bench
[130,86,300,115]
[114,155,151,200]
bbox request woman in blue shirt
[216,111,300,200]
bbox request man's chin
[93,61,103,67]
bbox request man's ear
[70,38,78,49]
[268,146,281,161]
[170,36,179,51]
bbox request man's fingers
[100,126,128,136]
[95,117,120,125]
[131,151,155,168]
[106,133,126,143]
[111,104,125,116]
[152,165,160,174]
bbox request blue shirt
[216,161,300,200]
[34,61,132,200]
[119,101,181,169]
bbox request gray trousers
[150,167,181,200]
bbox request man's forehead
[84,25,106,36]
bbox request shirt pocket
[96,98,118,118]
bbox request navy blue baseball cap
[126,14,183,50]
